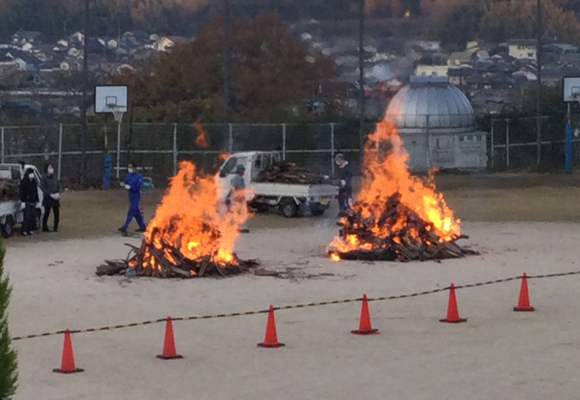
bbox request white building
[415,64,449,76]
[508,39,537,60]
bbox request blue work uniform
[121,171,146,230]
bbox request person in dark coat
[40,163,60,232]
[334,153,353,214]
[19,168,39,236]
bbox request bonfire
[327,119,477,262]
[99,161,257,278]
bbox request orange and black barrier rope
[11,269,580,341]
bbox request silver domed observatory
[384,76,487,170]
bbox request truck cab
[0,163,44,237]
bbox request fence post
[490,120,495,170]
[173,123,178,175]
[0,127,4,164]
[228,123,233,152]
[116,120,121,180]
[330,123,335,174]
[58,124,63,180]
[425,115,432,168]
[506,119,510,168]
[282,123,287,160]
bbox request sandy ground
[5,174,580,399]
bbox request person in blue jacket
[118,161,147,236]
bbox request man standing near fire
[118,161,147,236]
[226,164,250,233]
[334,153,353,214]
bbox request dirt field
[6,173,580,400]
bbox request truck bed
[251,182,337,198]
[0,200,23,216]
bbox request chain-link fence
[0,122,364,187]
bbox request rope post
[330,123,335,174]
[0,127,4,164]
[282,123,287,160]
[58,124,63,180]
[173,123,178,175]
[116,120,121,180]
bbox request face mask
[336,160,341,166]
[128,168,134,174]
[28,173,34,179]
[48,167,54,174]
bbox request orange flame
[328,117,460,256]
[194,120,210,148]
[142,161,251,268]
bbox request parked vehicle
[0,163,43,237]
[216,152,337,217]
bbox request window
[527,53,534,58]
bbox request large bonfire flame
[328,118,475,262]
[128,161,253,277]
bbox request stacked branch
[329,193,478,262]
[0,178,19,202]
[256,161,327,184]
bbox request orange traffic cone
[53,329,84,374]
[258,305,285,348]
[351,294,379,335]
[439,283,467,323]
[156,317,183,360]
[514,273,535,312]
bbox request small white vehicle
[216,151,337,218]
[0,163,44,238]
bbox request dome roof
[385,76,475,132]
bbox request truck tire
[2,216,14,238]
[280,199,298,218]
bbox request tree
[436,0,484,47]
[0,240,17,400]
[114,11,336,122]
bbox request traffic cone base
[351,328,379,335]
[258,305,284,348]
[439,317,467,324]
[513,306,535,312]
[257,342,286,348]
[53,367,85,374]
[53,329,84,374]
[157,317,183,360]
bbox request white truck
[0,163,44,238]
[216,151,337,217]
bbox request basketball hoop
[107,104,125,123]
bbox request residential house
[448,51,472,67]
[415,64,449,76]
[508,39,537,60]
[448,67,474,86]
[11,31,43,45]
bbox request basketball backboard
[563,77,580,102]
[95,85,128,113]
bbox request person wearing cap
[226,164,249,233]
[334,153,353,214]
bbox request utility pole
[536,0,543,167]
[358,0,366,163]
[223,0,231,130]
[80,0,90,185]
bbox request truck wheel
[280,200,298,218]
[2,216,14,238]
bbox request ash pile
[256,161,328,184]
[328,193,478,262]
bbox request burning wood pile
[0,178,19,202]
[97,161,257,279]
[256,161,327,184]
[328,119,478,263]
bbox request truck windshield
[219,157,238,178]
